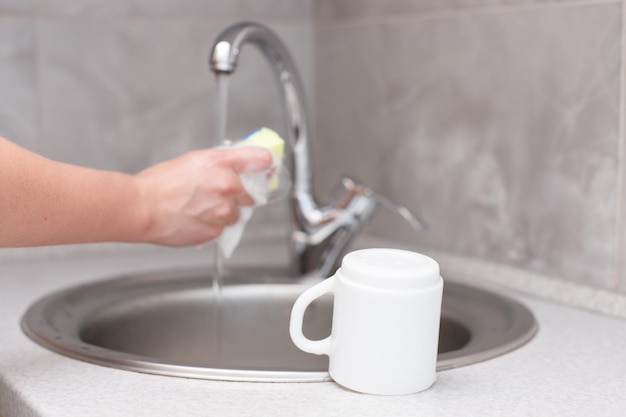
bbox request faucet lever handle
[336,177,427,230]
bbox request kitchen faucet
[209,22,423,277]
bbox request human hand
[133,146,273,246]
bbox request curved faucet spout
[210,22,329,276]
[210,23,286,75]
[209,22,412,277]
[209,22,312,198]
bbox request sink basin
[22,267,537,381]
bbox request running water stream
[210,73,231,359]
[214,73,229,149]
[212,73,230,297]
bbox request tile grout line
[314,0,623,30]
[7,13,310,25]
[34,0,43,150]
[7,1,616,25]
[613,0,626,291]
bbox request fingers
[206,167,256,207]
[237,192,255,206]
[136,146,272,247]
[220,147,273,174]
[202,200,241,227]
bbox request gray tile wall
[312,1,625,291]
[2,0,625,295]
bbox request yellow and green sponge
[242,127,285,190]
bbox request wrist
[126,173,156,244]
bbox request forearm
[1,137,272,248]
[0,138,147,246]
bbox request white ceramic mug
[289,248,443,395]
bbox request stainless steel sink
[22,267,537,381]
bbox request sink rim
[21,268,537,382]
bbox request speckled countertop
[2,245,626,417]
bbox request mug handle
[289,276,336,356]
